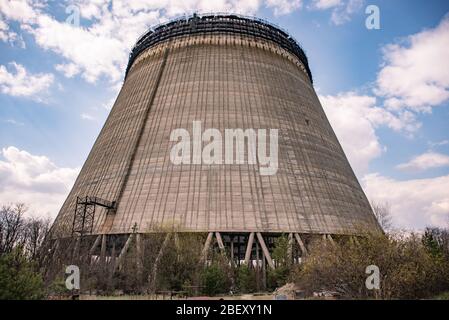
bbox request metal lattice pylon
[72,196,115,236]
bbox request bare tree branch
[371,201,393,232]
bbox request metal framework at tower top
[71,196,115,236]
[125,13,313,82]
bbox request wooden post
[256,233,275,270]
[244,232,255,265]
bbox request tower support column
[244,232,255,265]
[256,232,275,270]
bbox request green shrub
[46,277,69,296]
[271,235,291,267]
[201,264,229,296]
[0,250,45,300]
[267,234,292,290]
[153,233,204,292]
[267,265,290,290]
[236,266,256,293]
[294,232,449,299]
[434,291,449,300]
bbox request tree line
[1,202,448,299]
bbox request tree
[0,249,45,299]
[0,204,27,255]
[271,235,290,267]
[0,203,52,299]
[24,216,50,260]
[268,235,292,290]
[294,231,449,299]
[201,264,229,296]
[236,266,256,293]
[422,227,449,258]
[371,201,392,232]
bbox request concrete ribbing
[50,15,380,239]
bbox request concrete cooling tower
[49,14,380,266]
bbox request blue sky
[0,0,448,230]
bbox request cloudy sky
[0,0,448,230]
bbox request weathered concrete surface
[51,25,380,238]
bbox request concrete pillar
[200,232,213,263]
[244,232,255,265]
[136,233,143,275]
[256,232,275,270]
[116,234,133,271]
[294,233,308,256]
[89,235,101,256]
[100,234,107,266]
[287,233,293,264]
[215,232,225,253]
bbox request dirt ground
[80,293,275,300]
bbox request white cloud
[2,118,24,126]
[157,0,262,16]
[102,96,116,110]
[428,140,449,148]
[396,152,449,172]
[330,0,363,25]
[55,63,80,78]
[0,0,38,24]
[0,146,79,219]
[310,0,342,10]
[320,89,447,231]
[81,112,95,121]
[320,15,449,231]
[320,93,383,176]
[0,62,54,98]
[308,0,361,25]
[376,14,449,112]
[76,0,108,20]
[27,13,128,83]
[319,92,420,176]
[1,1,287,85]
[265,0,302,15]
[0,16,25,48]
[363,173,449,229]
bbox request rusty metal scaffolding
[72,196,115,236]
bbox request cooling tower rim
[125,13,313,83]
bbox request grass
[433,291,449,300]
